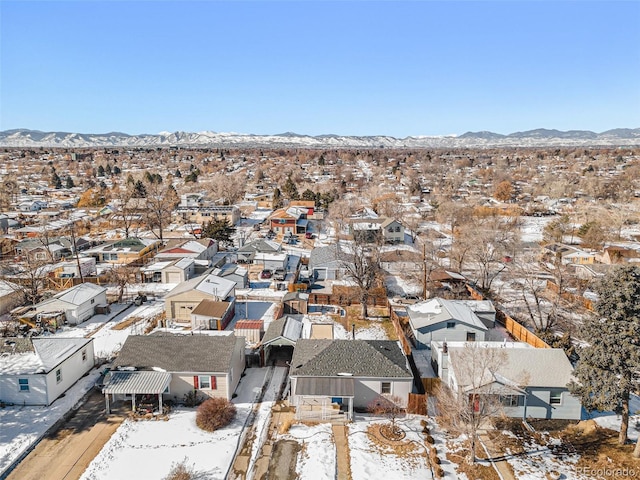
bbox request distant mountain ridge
[1,128,639,148]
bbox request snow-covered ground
[349,415,432,480]
[591,394,640,441]
[519,216,553,243]
[0,370,101,477]
[286,423,336,479]
[80,367,276,480]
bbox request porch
[291,376,355,422]
[293,395,353,423]
[102,370,172,414]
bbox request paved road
[6,390,124,480]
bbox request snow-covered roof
[407,298,488,331]
[52,282,107,306]
[166,273,236,300]
[0,337,92,375]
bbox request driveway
[6,390,124,480]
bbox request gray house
[237,239,281,264]
[309,245,343,281]
[406,298,489,348]
[432,341,582,420]
[212,263,249,289]
[289,339,414,422]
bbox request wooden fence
[497,311,550,348]
[546,280,594,311]
[406,393,427,415]
[421,377,440,395]
[467,284,550,348]
[389,307,412,356]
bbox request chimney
[351,323,356,340]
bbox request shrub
[183,390,205,407]
[163,458,196,480]
[426,435,435,444]
[196,397,236,432]
[435,466,444,478]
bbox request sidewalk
[478,433,517,480]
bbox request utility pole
[422,242,428,300]
[70,222,84,283]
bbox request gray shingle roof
[112,333,241,373]
[290,339,412,378]
[309,245,341,270]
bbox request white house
[34,283,108,325]
[0,337,95,406]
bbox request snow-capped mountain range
[1,128,639,148]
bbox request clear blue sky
[1,1,639,137]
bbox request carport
[260,316,302,366]
[102,370,171,414]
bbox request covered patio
[102,370,172,414]
[292,377,354,422]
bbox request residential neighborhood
[0,143,639,479]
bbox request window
[56,369,62,383]
[18,378,29,392]
[550,390,562,405]
[500,395,519,407]
[82,349,87,362]
[91,299,95,304]
[199,376,211,389]
[381,382,392,394]
[446,322,455,329]
[466,332,476,341]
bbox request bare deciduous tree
[338,237,382,318]
[436,344,508,464]
[367,394,405,438]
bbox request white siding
[44,341,95,404]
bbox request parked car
[392,294,421,305]
[305,232,314,239]
[260,270,272,279]
[274,268,286,281]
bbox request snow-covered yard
[80,367,271,480]
[348,416,433,480]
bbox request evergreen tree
[112,165,121,175]
[133,180,147,198]
[570,265,640,453]
[175,168,182,178]
[202,218,235,246]
[97,165,105,177]
[65,176,75,189]
[301,189,316,202]
[282,174,299,200]
[51,171,62,189]
[272,187,283,209]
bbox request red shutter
[211,376,217,390]
[193,376,199,389]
